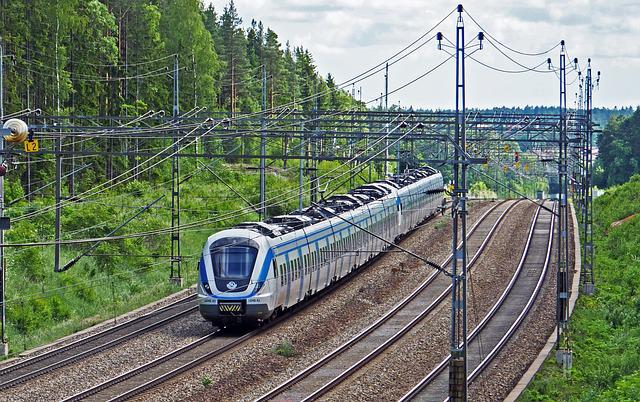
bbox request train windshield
[211,245,258,279]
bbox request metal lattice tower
[170,54,182,283]
[581,60,595,294]
[556,41,572,368]
[449,5,469,401]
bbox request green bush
[272,340,296,357]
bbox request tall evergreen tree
[219,0,252,113]
[159,0,220,112]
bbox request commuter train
[198,167,444,326]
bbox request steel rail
[399,201,555,401]
[0,293,197,390]
[60,203,453,401]
[254,199,518,402]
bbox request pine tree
[159,0,221,113]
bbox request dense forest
[0,0,361,116]
[596,107,640,188]
[0,0,367,356]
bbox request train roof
[233,166,441,238]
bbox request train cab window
[210,242,258,280]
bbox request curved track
[253,200,519,402]
[399,201,555,401]
[52,201,456,401]
[0,293,197,390]
[55,202,453,401]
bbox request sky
[206,0,640,110]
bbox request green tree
[219,0,253,113]
[159,0,221,112]
[596,108,640,187]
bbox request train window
[210,245,258,280]
[272,260,278,278]
[292,259,296,280]
[295,258,300,280]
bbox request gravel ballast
[320,201,537,401]
[469,205,576,401]
[135,201,497,401]
[0,312,211,402]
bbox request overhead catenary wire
[11,47,455,225]
[463,9,561,57]
[5,7,462,250]
[2,115,419,247]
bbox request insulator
[2,118,29,143]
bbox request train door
[296,248,305,303]
[283,253,293,308]
[312,242,321,294]
[396,194,403,229]
[322,238,332,288]
[275,257,287,307]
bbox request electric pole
[170,54,182,285]
[0,37,7,356]
[260,64,267,220]
[556,40,572,369]
[582,59,596,294]
[448,5,469,401]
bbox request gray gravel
[469,206,575,401]
[0,287,196,370]
[0,311,211,401]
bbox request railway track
[54,201,462,401]
[253,199,519,402]
[0,293,198,391]
[399,201,555,401]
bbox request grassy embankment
[3,159,374,357]
[521,175,640,401]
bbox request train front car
[198,228,275,327]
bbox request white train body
[198,167,444,326]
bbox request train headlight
[203,282,211,292]
[254,281,265,293]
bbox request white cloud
[207,0,640,108]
